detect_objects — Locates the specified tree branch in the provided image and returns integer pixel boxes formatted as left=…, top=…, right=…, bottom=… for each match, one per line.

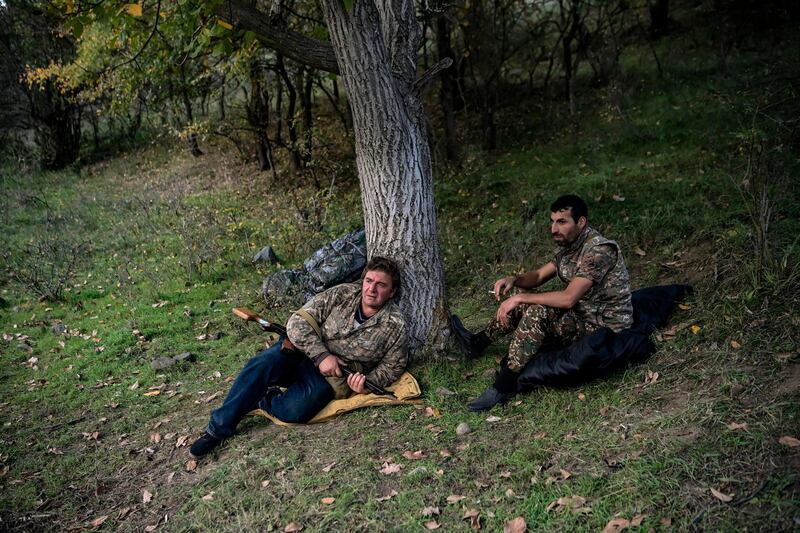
left=216, top=0, right=339, bottom=74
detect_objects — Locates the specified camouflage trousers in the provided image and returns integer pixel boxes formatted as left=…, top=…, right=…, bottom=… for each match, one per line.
left=485, top=304, right=599, bottom=372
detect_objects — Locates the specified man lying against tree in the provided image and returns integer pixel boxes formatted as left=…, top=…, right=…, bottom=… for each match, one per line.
left=452, top=194, right=633, bottom=411
left=190, top=256, right=408, bottom=458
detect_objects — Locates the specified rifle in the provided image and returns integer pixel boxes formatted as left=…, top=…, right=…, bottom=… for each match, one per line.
left=232, top=307, right=287, bottom=336
left=231, top=307, right=397, bottom=399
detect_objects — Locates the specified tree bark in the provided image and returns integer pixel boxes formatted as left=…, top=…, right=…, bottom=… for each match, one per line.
left=320, top=0, right=450, bottom=356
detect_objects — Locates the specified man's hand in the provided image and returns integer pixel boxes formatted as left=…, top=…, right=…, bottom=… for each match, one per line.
left=318, top=354, right=343, bottom=377
left=346, top=372, right=367, bottom=394
left=495, top=294, right=520, bottom=328
left=493, top=275, right=516, bottom=300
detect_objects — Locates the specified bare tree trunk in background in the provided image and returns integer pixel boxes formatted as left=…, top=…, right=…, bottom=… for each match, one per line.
left=179, top=67, right=203, bottom=157
left=276, top=56, right=303, bottom=171
left=321, top=0, right=451, bottom=356
left=435, top=13, right=459, bottom=164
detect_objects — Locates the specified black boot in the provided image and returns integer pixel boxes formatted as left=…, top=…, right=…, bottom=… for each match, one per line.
left=451, top=315, right=491, bottom=359
left=189, top=432, right=223, bottom=458
left=467, top=364, right=518, bottom=412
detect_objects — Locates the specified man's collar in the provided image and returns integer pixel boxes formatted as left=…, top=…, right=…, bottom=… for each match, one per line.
left=561, top=226, right=592, bottom=254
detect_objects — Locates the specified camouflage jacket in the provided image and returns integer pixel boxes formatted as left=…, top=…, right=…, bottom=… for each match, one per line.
left=286, top=283, right=408, bottom=398
left=553, top=227, right=633, bottom=332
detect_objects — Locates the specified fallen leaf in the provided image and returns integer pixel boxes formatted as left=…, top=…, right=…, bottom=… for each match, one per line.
left=462, top=508, right=481, bottom=529
left=710, top=487, right=733, bottom=502
left=144, top=525, right=158, bottom=532
left=439, top=449, right=452, bottom=458
left=284, top=522, right=304, bottom=532
left=630, top=514, right=647, bottom=526
left=375, top=489, right=398, bottom=502
left=202, top=491, right=215, bottom=501
left=425, top=406, right=441, bottom=417
left=505, top=488, right=516, bottom=497
left=403, top=450, right=425, bottom=460
left=678, top=303, right=691, bottom=310
left=486, top=415, right=502, bottom=423
left=690, top=325, right=701, bottom=335
left=149, top=433, right=162, bottom=444
left=144, top=390, right=161, bottom=397
left=612, top=194, right=625, bottom=202
left=546, top=495, right=591, bottom=514
left=379, top=462, right=401, bottom=475
left=730, top=340, right=741, bottom=349
left=560, top=469, right=572, bottom=480
left=446, top=494, right=466, bottom=504
left=129, top=380, right=140, bottom=390
left=602, top=517, right=630, bottom=533
left=175, top=435, right=189, bottom=448
left=422, top=506, right=440, bottom=516
left=322, top=462, right=336, bottom=473
left=320, top=497, right=336, bottom=505
left=261, top=480, right=270, bottom=488
left=203, top=391, right=222, bottom=403
left=726, top=422, right=748, bottom=431
left=504, top=516, right=527, bottom=533
left=142, top=489, right=153, bottom=504
left=577, top=393, right=586, bottom=401
left=499, top=470, right=512, bottom=478
left=117, top=507, right=131, bottom=519
left=185, top=459, right=197, bottom=472
left=660, top=517, right=672, bottom=526
left=533, top=431, right=547, bottom=439
left=634, top=247, right=646, bottom=257
left=90, top=515, right=109, bottom=527
left=779, top=436, right=800, bottom=447
left=424, top=521, right=441, bottom=530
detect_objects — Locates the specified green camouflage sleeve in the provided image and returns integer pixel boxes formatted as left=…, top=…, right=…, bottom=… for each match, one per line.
left=285, top=286, right=347, bottom=359
left=364, top=325, right=408, bottom=388
left=576, top=244, right=617, bottom=285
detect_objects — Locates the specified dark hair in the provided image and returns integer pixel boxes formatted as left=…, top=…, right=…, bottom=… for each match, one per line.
left=362, top=256, right=402, bottom=295
left=550, top=194, right=588, bottom=223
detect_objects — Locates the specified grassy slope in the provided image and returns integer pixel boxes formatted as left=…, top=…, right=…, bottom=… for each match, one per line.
left=1, top=17, right=799, bottom=533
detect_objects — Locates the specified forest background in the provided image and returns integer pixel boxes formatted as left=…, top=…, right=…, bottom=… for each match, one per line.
left=1, top=0, right=799, bottom=530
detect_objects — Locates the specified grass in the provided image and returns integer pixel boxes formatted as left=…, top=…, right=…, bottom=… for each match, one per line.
left=2, top=14, right=799, bottom=533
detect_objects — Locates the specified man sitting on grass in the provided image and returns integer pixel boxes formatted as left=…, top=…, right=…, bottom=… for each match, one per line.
left=190, top=256, right=408, bottom=458
left=452, top=194, right=633, bottom=411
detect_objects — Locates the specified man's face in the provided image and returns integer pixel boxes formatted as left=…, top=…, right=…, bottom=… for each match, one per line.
left=361, top=269, right=396, bottom=312
left=550, top=208, right=586, bottom=246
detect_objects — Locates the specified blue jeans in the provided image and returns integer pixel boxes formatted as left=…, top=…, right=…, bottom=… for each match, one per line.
left=206, top=339, right=335, bottom=438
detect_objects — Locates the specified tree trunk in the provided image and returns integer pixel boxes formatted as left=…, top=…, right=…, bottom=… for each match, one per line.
left=435, top=14, right=459, bottom=164
left=321, top=0, right=450, bottom=356
left=276, top=57, right=302, bottom=171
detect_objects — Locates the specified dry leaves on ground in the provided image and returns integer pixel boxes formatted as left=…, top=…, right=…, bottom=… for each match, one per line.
left=546, top=495, right=591, bottom=515
left=710, top=488, right=734, bottom=502
left=779, top=436, right=800, bottom=447
left=320, top=497, right=336, bottom=505
left=462, top=508, right=481, bottom=529
left=379, top=462, right=402, bottom=475
left=403, top=450, right=425, bottom=460
left=142, top=489, right=153, bottom=504
left=424, top=521, right=441, bottom=529
left=284, top=522, right=304, bottom=532
left=504, top=516, right=527, bottom=533
left=422, top=506, right=441, bottom=516
left=322, top=462, right=336, bottom=472
left=446, top=494, right=466, bottom=504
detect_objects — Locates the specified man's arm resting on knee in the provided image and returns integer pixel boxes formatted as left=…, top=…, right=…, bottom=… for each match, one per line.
left=495, top=262, right=557, bottom=299
left=496, top=277, right=594, bottom=325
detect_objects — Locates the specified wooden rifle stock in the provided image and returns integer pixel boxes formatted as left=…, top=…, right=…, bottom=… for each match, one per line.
left=232, top=307, right=287, bottom=336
